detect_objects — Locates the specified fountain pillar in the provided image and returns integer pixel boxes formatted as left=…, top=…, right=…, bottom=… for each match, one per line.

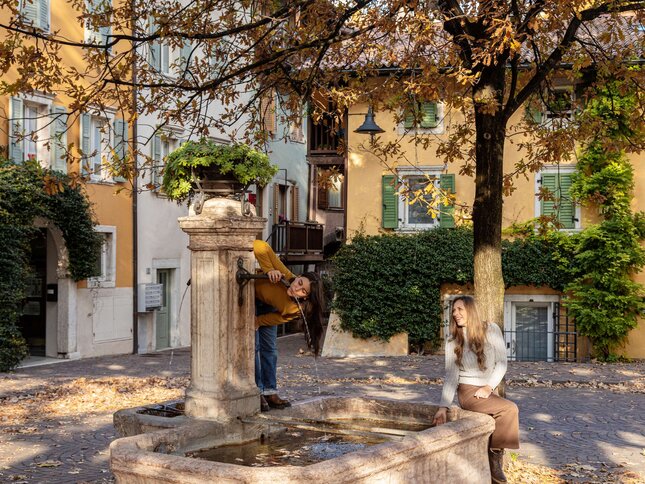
left=178, top=198, right=266, bottom=421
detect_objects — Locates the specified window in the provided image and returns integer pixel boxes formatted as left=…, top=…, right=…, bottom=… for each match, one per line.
left=525, top=88, right=574, bottom=126
left=85, top=0, right=111, bottom=51
left=289, top=115, right=305, bottom=143
left=398, top=169, right=440, bottom=229
left=259, top=90, right=277, bottom=139
left=287, top=98, right=305, bottom=143
left=8, top=95, right=67, bottom=170
left=317, top=166, right=344, bottom=210
left=151, top=133, right=179, bottom=191
left=400, top=101, right=444, bottom=134
left=545, top=89, right=573, bottom=121
left=85, top=116, right=109, bottom=180
left=536, top=168, right=580, bottom=230
left=147, top=18, right=192, bottom=76
left=382, top=169, right=455, bottom=230
left=80, top=112, right=124, bottom=182
left=88, top=226, right=116, bottom=288
left=19, top=0, right=49, bottom=31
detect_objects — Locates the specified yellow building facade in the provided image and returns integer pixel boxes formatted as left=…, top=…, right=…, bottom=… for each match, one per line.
left=345, top=100, right=645, bottom=360
left=1, top=0, right=134, bottom=360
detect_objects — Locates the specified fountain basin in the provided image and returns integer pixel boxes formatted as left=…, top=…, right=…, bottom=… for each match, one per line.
left=110, top=397, right=494, bottom=483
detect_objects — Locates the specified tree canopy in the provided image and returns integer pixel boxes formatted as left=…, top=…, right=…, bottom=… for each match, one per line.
left=2, top=0, right=644, bottom=324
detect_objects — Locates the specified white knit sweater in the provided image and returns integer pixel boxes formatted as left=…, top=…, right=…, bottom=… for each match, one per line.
left=439, top=323, right=507, bottom=408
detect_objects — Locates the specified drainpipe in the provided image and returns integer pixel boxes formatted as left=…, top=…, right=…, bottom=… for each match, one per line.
left=131, top=3, right=139, bottom=354
left=342, top=109, right=348, bottom=243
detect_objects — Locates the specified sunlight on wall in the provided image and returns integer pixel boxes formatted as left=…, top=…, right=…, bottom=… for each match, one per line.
left=349, top=152, right=365, bottom=169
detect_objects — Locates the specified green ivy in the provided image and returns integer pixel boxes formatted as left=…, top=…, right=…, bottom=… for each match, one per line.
left=0, top=158, right=103, bottom=371
left=161, top=140, right=278, bottom=203
left=332, top=227, right=568, bottom=347
left=563, top=82, right=645, bottom=360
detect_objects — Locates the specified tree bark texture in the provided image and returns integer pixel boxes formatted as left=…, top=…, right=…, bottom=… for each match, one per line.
left=472, top=70, right=506, bottom=331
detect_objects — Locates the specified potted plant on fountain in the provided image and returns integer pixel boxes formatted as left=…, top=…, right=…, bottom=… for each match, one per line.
left=161, top=139, right=278, bottom=210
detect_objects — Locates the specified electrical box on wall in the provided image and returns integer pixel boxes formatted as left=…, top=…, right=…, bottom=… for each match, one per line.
left=138, top=283, right=163, bottom=312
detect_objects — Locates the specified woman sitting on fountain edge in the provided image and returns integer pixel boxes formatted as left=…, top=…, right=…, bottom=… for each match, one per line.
left=253, top=239, right=324, bottom=412
left=432, top=295, right=519, bottom=484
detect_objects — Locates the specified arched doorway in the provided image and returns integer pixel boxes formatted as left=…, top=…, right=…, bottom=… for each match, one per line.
left=19, top=218, right=79, bottom=360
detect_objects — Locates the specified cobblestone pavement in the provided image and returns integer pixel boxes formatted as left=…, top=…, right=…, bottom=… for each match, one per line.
left=1, top=334, right=644, bottom=483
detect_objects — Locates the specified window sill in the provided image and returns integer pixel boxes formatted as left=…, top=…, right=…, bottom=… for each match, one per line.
left=396, top=225, right=438, bottom=233
left=87, top=280, right=116, bottom=289
left=87, top=178, right=117, bottom=186
left=397, top=125, right=445, bottom=136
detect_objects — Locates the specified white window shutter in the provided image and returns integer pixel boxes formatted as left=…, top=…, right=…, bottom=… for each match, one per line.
left=21, top=0, right=38, bottom=26
left=80, top=113, right=91, bottom=175
left=38, top=0, right=49, bottom=31
left=50, top=106, right=68, bottom=173
left=179, top=42, right=192, bottom=73
left=9, top=97, right=24, bottom=163
left=148, top=18, right=161, bottom=71
left=151, top=134, right=161, bottom=187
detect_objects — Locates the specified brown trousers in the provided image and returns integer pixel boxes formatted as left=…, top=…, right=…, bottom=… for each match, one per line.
left=458, top=384, right=520, bottom=450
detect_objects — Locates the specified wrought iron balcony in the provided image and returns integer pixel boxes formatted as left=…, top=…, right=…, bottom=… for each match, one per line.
left=269, top=221, right=324, bottom=264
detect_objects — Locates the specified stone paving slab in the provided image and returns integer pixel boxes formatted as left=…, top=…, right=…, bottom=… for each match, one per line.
left=1, top=334, right=644, bottom=483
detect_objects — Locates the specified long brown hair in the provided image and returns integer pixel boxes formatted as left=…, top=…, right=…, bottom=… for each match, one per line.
left=297, top=272, right=324, bottom=356
left=450, top=296, right=487, bottom=371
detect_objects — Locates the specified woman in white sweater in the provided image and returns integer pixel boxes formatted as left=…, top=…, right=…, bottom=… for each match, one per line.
left=432, top=296, right=519, bottom=484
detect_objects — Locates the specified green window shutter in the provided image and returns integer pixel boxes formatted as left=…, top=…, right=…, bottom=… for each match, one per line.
left=439, top=173, right=455, bottom=228
left=50, top=106, right=68, bottom=173
left=9, top=97, right=24, bottom=163
left=525, top=104, right=543, bottom=124
left=404, top=105, right=415, bottom=129
left=148, top=18, right=161, bottom=71
left=152, top=135, right=162, bottom=187
left=540, top=173, right=557, bottom=220
left=420, top=102, right=438, bottom=129
left=38, top=0, right=49, bottom=31
left=112, top=119, right=127, bottom=182
left=557, top=174, right=575, bottom=229
left=382, top=175, right=398, bottom=229
left=80, top=113, right=91, bottom=176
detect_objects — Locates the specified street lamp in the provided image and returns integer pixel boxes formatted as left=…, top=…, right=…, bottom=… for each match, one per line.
left=354, top=106, right=384, bottom=143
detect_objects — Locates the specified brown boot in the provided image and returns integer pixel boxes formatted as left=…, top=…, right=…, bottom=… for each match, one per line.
left=264, top=394, right=291, bottom=409
left=260, top=395, right=270, bottom=412
left=488, top=448, right=507, bottom=484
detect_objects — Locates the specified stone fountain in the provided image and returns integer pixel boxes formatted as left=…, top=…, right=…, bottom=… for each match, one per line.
left=110, top=198, right=495, bottom=483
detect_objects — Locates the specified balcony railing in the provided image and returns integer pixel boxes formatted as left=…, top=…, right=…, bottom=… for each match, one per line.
left=269, top=221, right=324, bottom=264
left=308, top=116, right=342, bottom=156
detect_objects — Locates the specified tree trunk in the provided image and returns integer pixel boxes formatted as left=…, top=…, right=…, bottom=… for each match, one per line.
left=472, top=80, right=506, bottom=329
left=472, top=72, right=508, bottom=396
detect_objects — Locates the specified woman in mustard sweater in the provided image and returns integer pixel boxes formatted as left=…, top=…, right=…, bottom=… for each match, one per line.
left=253, top=240, right=324, bottom=410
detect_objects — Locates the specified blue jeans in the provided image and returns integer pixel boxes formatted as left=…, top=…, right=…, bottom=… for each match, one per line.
left=255, top=301, right=278, bottom=395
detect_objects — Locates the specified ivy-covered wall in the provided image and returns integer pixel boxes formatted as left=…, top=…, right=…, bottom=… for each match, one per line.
left=332, top=227, right=573, bottom=347
left=332, top=81, right=645, bottom=361
left=0, top=159, right=103, bottom=371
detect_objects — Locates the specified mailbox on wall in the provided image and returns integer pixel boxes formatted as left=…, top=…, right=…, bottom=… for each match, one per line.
left=138, top=283, right=163, bottom=312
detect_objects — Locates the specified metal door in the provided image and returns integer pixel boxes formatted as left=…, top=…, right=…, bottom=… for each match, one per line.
left=509, top=302, right=554, bottom=362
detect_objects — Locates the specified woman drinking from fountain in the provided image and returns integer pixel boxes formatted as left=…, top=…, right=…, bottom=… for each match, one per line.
left=253, top=239, right=324, bottom=412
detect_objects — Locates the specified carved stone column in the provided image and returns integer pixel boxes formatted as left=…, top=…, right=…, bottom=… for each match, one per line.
left=179, top=198, right=265, bottom=421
